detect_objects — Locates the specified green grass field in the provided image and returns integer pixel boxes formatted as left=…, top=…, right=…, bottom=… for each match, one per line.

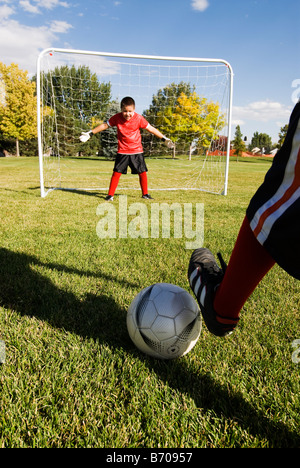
left=0, top=156, right=299, bottom=448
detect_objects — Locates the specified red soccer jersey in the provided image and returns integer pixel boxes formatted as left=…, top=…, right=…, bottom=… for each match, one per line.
left=108, top=112, right=149, bottom=154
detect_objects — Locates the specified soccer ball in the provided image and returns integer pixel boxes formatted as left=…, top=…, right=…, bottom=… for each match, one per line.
left=127, top=283, right=201, bottom=359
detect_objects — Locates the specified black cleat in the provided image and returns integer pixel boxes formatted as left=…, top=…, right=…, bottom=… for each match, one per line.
left=142, top=194, right=154, bottom=200
left=188, top=248, right=238, bottom=337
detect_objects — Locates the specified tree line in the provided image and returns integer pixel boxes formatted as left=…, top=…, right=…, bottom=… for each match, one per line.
left=0, top=61, right=287, bottom=158
left=232, top=124, right=288, bottom=159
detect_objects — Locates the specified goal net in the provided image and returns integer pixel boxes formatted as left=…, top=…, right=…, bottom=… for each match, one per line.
left=37, top=48, right=233, bottom=197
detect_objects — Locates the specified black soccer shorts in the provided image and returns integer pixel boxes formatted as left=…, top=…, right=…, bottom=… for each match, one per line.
left=113, top=153, right=148, bottom=174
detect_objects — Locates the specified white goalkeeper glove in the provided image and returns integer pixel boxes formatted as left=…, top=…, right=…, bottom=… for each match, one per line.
left=79, top=131, right=93, bottom=143
left=162, top=137, right=175, bottom=149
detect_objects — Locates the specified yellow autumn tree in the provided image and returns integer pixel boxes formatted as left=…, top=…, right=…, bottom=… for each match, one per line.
left=172, top=92, right=226, bottom=159
left=154, top=90, right=225, bottom=159
left=0, top=62, right=37, bottom=156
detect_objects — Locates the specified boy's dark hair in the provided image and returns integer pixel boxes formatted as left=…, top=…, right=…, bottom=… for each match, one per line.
left=121, top=96, right=135, bottom=109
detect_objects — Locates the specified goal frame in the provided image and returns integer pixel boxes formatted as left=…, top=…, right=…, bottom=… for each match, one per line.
left=37, top=48, right=233, bottom=198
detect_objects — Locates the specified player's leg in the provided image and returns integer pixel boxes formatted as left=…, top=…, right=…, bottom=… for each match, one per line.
left=106, top=171, right=122, bottom=200
left=213, top=216, right=275, bottom=321
left=106, top=154, right=130, bottom=200
left=189, top=102, right=300, bottom=336
left=139, top=171, right=153, bottom=199
left=188, top=216, right=275, bottom=336
left=139, top=171, right=148, bottom=196
left=130, top=154, right=153, bottom=199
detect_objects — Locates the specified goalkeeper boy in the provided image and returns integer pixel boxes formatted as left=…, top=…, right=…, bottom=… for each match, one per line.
left=80, top=96, right=174, bottom=200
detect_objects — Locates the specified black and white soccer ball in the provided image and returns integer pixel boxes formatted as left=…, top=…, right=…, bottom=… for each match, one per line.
left=127, top=283, right=201, bottom=359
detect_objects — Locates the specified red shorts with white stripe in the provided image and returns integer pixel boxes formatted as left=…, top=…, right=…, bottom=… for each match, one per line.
left=246, top=102, right=300, bottom=280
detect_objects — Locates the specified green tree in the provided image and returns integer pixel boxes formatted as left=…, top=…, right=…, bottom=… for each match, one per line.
left=232, top=125, right=246, bottom=160
left=277, top=124, right=288, bottom=149
left=144, top=81, right=195, bottom=125
left=170, top=92, right=225, bottom=159
left=100, top=100, right=120, bottom=159
left=143, top=82, right=195, bottom=157
left=249, top=131, right=272, bottom=154
left=0, top=62, right=37, bottom=156
left=42, top=65, right=112, bottom=157
left=42, top=65, right=111, bottom=124
left=143, top=82, right=225, bottom=159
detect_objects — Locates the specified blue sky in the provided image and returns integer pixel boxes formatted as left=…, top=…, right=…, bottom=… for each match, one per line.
left=0, top=0, right=299, bottom=142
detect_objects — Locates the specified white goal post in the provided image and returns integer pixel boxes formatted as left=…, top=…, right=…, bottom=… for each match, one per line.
left=37, top=48, right=233, bottom=197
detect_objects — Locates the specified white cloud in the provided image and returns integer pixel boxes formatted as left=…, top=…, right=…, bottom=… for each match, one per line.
left=30, top=0, right=70, bottom=10
left=19, top=0, right=40, bottom=14
left=0, top=4, right=15, bottom=20
left=231, top=119, right=245, bottom=127
left=0, top=0, right=73, bottom=73
left=231, top=100, right=293, bottom=141
left=0, top=19, right=72, bottom=74
left=191, top=0, right=209, bottom=12
left=233, top=100, right=291, bottom=123
left=49, top=19, right=73, bottom=33
left=17, top=0, right=70, bottom=15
